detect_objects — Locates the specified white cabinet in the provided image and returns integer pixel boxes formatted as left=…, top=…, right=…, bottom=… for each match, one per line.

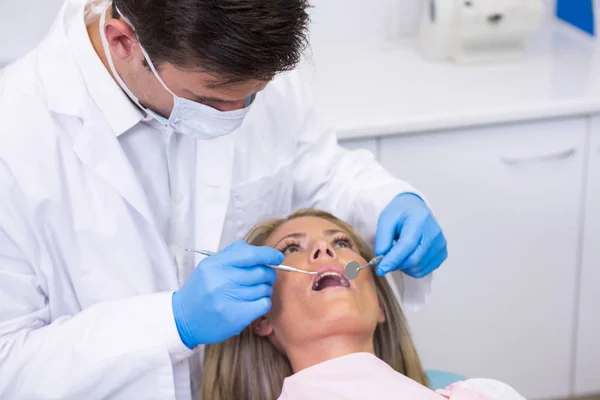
left=575, top=115, right=600, bottom=395
left=379, top=118, right=587, bottom=399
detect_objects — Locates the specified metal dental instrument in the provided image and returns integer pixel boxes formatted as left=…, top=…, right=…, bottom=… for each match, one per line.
left=344, top=255, right=385, bottom=280
left=176, top=244, right=317, bottom=276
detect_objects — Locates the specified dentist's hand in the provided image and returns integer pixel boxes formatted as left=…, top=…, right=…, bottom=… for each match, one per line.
left=172, top=240, right=283, bottom=348
left=374, top=193, right=447, bottom=278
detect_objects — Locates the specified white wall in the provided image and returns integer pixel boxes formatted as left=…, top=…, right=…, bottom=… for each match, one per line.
left=308, top=0, right=423, bottom=46
left=0, top=0, right=428, bottom=67
left=0, top=0, right=64, bottom=66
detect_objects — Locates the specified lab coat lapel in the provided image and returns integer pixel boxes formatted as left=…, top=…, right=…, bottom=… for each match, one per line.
left=193, top=132, right=236, bottom=253
left=74, top=105, right=157, bottom=228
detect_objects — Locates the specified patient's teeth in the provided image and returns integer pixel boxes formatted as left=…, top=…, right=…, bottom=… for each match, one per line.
left=312, top=270, right=350, bottom=291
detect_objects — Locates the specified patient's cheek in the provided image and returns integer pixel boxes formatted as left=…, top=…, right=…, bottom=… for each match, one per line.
left=272, top=273, right=302, bottom=315
left=278, top=278, right=311, bottom=326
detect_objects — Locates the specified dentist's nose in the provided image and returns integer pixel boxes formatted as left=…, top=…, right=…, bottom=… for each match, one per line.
left=310, top=240, right=336, bottom=263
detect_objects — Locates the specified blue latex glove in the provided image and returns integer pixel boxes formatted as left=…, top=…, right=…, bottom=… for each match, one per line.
left=374, top=193, right=447, bottom=278
left=172, top=240, right=283, bottom=348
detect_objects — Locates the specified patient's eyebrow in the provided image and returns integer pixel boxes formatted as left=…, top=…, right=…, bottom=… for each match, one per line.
left=274, top=232, right=306, bottom=248
left=324, top=229, right=347, bottom=237
left=273, top=229, right=350, bottom=248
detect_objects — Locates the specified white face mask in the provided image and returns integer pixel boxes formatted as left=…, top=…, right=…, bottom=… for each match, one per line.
left=99, top=6, right=254, bottom=140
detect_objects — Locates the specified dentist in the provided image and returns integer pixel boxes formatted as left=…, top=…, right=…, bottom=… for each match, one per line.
left=0, top=0, right=448, bottom=398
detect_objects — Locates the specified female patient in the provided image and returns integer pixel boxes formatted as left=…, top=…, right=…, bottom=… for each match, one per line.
left=202, top=209, right=523, bottom=400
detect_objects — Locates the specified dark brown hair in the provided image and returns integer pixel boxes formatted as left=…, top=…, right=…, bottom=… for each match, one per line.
left=111, top=0, right=311, bottom=85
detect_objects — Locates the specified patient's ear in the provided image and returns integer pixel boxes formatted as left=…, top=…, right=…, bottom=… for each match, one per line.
left=251, top=315, right=273, bottom=336
left=377, top=294, right=386, bottom=323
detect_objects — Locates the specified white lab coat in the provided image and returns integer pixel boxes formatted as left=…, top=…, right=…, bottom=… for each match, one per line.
left=0, top=0, right=432, bottom=399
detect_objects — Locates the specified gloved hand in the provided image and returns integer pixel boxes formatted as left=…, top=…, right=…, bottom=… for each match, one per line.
left=172, top=240, right=283, bottom=348
left=374, top=193, right=447, bottom=278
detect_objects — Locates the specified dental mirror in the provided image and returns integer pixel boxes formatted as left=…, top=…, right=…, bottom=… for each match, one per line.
left=343, top=260, right=361, bottom=280
left=343, top=256, right=385, bottom=280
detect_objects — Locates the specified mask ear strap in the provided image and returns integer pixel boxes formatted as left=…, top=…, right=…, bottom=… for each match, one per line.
left=138, top=45, right=177, bottom=97
left=114, top=5, right=176, bottom=98
left=100, top=7, right=169, bottom=123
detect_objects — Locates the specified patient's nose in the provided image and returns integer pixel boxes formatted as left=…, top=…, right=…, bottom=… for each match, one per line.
left=310, top=241, right=336, bottom=262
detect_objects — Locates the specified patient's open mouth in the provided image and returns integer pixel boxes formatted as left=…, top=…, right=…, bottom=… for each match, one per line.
left=312, top=270, right=351, bottom=291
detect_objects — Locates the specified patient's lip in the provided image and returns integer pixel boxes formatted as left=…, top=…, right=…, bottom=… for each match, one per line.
left=311, top=264, right=351, bottom=290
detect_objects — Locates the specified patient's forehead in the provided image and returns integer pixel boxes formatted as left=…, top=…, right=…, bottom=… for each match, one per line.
left=266, top=216, right=346, bottom=247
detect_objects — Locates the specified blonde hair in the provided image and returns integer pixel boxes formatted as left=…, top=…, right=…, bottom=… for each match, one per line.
left=202, top=209, right=427, bottom=400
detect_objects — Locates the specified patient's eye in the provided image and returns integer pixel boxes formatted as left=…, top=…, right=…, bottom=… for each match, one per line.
left=282, top=244, right=301, bottom=254
left=278, top=239, right=303, bottom=254
left=332, top=234, right=353, bottom=250
left=335, top=239, right=351, bottom=248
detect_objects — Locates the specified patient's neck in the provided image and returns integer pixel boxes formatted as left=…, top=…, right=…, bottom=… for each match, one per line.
left=285, top=333, right=375, bottom=373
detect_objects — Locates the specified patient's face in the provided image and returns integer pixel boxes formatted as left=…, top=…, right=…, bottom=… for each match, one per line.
left=256, top=216, right=384, bottom=353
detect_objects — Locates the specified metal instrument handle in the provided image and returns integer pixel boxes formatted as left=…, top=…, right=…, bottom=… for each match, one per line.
left=179, top=246, right=315, bottom=275
left=359, top=255, right=385, bottom=272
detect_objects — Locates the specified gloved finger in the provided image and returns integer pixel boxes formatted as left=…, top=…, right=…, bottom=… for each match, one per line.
left=233, top=265, right=277, bottom=286
left=374, top=209, right=402, bottom=256
left=230, top=284, right=274, bottom=302
left=376, top=218, right=422, bottom=276
left=237, top=297, right=272, bottom=327
left=214, top=240, right=284, bottom=268
left=403, top=228, right=446, bottom=269
left=412, top=234, right=446, bottom=269
left=404, top=247, right=448, bottom=278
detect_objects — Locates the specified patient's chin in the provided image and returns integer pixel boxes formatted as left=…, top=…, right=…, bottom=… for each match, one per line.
left=312, top=301, right=377, bottom=335
left=277, top=300, right=378, bottom=351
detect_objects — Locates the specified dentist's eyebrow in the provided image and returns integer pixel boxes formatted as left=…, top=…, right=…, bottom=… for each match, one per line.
left=189, top=93, right=238, bottom=104
left=274, top=232, right=305, bottom=248
left=182, top=89, right=238, bottom=104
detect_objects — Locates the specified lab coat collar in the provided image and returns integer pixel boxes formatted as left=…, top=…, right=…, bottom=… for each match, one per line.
left=40, top=0, right=143, bottom=136
left=36, top=0, right=156, bottom=226
left=66, top=0, right=144, bottom=136
left=36, top=2, right=91, bottom=121
left=73, top=94, right=157, bottom=228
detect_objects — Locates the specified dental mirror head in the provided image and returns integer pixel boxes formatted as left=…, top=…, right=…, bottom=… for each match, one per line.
left=343, top=260, right=361, bottom=280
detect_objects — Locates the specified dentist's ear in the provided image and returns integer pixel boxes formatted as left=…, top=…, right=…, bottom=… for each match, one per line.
left=251, top=315, right=274, bottom=337
left=103, top=8, right=138, bottom=61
